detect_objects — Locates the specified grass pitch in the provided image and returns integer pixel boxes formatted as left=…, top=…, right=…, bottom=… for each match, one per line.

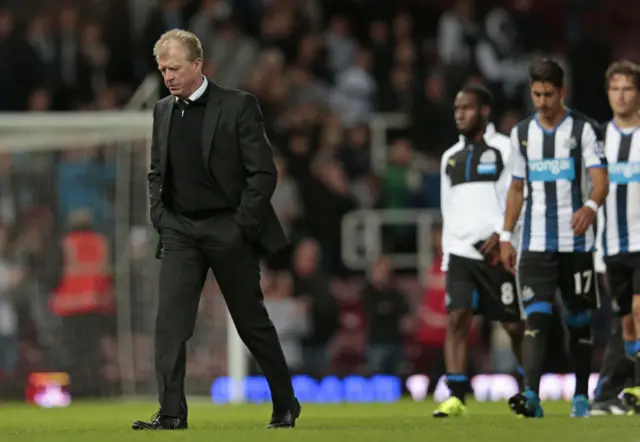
left=0, top=399, right=638, bottom=442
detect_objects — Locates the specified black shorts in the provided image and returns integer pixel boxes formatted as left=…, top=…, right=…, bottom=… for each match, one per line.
left=446, top=254, right=521, bottom=322
left=604, top=252, right=640, bottom=317
left=517, top=251, right=599, bottom=315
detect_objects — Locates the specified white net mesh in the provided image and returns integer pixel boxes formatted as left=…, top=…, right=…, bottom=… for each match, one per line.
left=0, top=113, right=230, bottom=400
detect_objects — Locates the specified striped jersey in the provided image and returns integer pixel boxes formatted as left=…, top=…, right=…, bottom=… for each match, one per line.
left=598, top=121, right=640, bottom=256
left=509, top=110, right=606, bottom=252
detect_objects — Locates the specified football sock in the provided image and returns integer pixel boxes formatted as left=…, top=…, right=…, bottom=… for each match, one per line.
left=522, top=309, right=552, bottom=394
left=446, top=374, right=468, bottom=403
left=565, top=311, right=593, bottom=397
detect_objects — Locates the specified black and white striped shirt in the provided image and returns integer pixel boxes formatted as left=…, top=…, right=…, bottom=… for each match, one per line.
left=598, top=121, right=640, bottom=256
left=509, top=111, right=606, bottom=252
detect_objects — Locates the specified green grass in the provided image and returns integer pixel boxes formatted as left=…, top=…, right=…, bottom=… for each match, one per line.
left=0, top=400, right=638, bottom=441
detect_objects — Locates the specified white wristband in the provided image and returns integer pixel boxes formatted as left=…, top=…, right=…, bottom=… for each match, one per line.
left=584, top=200, right=598, bottom=212
left=500, top=231, right=512, bottom=243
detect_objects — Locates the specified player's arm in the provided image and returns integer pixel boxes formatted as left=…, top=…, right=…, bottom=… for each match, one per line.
left=571, top=122, right=609, bottom=235
left=588, top=167, right=608, bottom=207
left=440, top=151, right=453, bottom=272
left=500, top=128, right=526, bottom=273
left=502, top=128, right=526, bottom=237
left=503, top=179, right=525, bottom=234
left=494, top=142, right=513, bottom=231
left=148, top=101, right=163, bottom=230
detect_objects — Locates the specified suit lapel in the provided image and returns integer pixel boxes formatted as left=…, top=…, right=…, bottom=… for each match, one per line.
left=160, top=99, right=172, bottom=175
left=202, top=82, right=222, bottom=175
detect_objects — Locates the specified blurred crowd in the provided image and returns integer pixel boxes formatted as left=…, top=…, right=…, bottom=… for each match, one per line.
left=0, top=0, right=638, bottom=398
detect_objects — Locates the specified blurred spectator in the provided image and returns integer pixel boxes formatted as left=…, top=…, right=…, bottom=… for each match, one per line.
left=78, top=21, right=110, bottom=100
left=291, top=238, right=339, bottom=376
left=297, top=34, right=332, bottom=84
left=330, top=48, right=376, bottom=124
left=25, top=15, right=56, bottom=90
left=271, top=154, right=303, bottom=240
left=324, top=15, right=357, bottom=74
left=263, top=270, right=309, bottom=372
left=437, top=0, right=481, bottom=70
left=57, top=148, right=116, bottom=232
left=143, top=0, right=188, bottom=71
left=412, top=71, right=457, bottom=155
left=363, top=256, right=410, bottom=375
left=300, top=159, right=356, bottom=274
left=0, top=222, right=24, bottom=375
left=259, top=5, right=299, bottom=62
left=207, top=20, right=258, bottom=89
left=14, top=208, right=63, bottom=371
left=54, top=5, right=87, bottom=110
left=287, top=66, right=330, bottom=108
left=339, top=124, right=370, bottom=180
left=475, top=6, right=531, bottom=111
left=189, top=0, right=232, bottom=50
left=49, top=210, right=114, bottom=396
left=378, top=64, right=414, bottom=113
left=368, top=20, right=393, bottom=86
left=380, top=139, right=422, bottom=210
left=0, top=8, right=43, bottom=111
left=511, top=0, right=548, bottom=53
left=0, top=154, right=17, bottom=224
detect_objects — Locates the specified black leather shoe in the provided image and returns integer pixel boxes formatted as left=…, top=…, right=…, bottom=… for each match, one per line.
left=132, top=411, right=188, bottom=430
left=267, top=397, right=301, bottom=429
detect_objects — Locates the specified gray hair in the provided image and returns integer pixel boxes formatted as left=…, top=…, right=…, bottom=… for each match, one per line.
left=153, top=29, right=204, bottom=61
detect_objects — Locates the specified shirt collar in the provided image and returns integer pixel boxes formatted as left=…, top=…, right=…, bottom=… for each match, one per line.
left=175, top=76, right=208, bottom=102
left=458, top=122, right=497, bottom=143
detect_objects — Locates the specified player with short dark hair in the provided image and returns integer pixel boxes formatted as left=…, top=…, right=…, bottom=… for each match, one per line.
left=463, top=84, right=494, bottom=108
left=434, top=84, right=525, bottom=417
left=500, top=58, right=609, bottom=418
left=597, top=60, right=640, bottom=414
left=528, top=58, right=565, bottom=90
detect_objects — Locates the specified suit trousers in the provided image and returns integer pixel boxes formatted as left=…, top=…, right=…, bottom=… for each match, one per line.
left=154, top=210, right=294, bottom=417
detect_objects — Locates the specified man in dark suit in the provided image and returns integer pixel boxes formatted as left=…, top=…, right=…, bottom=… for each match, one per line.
left=132, top=29, right=300, bottom=431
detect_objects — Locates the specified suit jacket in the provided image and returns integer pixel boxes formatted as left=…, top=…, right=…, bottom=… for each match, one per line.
left=148, top=80, right=287, bottom=258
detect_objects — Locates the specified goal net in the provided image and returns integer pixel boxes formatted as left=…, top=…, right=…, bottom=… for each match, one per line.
left=0, top=112, right=242, bottom=402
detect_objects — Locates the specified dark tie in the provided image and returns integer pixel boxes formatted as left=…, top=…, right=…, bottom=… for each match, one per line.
left=175, top=99, right=189, bottom=116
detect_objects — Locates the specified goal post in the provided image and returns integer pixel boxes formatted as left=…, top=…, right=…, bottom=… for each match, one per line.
left=0, top=112, right=248, bottom=402
left=0, top=112, right=153, bottom=151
